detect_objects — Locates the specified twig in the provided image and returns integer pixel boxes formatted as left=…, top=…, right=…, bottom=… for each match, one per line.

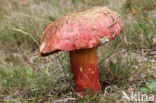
left=107, top=17, right=119, bottom=28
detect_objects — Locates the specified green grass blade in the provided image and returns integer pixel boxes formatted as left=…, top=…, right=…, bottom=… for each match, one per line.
left=12, top=28, right=40, bottom=46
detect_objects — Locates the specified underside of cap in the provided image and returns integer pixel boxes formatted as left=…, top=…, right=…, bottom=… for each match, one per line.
left=39, top=7, right=123, bottom=56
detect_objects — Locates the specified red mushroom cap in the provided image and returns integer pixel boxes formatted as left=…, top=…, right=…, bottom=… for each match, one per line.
left=39, top=7, right=123, bottom=56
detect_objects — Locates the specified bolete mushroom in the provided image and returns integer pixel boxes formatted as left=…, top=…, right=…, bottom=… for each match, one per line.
left=39, top=7, right=123, bottom=94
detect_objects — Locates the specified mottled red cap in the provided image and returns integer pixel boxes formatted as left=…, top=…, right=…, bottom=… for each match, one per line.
left=39, top=7, right=123, bottom=56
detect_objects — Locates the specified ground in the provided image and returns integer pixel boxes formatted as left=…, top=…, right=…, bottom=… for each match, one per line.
left=0, top=0, right=156, bottom=103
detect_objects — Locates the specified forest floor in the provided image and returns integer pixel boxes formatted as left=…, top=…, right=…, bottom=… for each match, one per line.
left=0, top=0, right=156, bottom=103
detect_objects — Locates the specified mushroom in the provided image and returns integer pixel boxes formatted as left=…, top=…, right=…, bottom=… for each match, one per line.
left=39, top=7, right=123, bottom=94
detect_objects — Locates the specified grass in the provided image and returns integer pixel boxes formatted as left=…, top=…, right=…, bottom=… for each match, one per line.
left=0, top=0, right=156, bottom=102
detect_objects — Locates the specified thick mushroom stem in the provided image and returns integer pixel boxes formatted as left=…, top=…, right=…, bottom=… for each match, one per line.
left=70, top=47, right=101, bottom=93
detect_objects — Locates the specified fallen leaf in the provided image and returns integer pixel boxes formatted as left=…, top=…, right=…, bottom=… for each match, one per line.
left=132, top=8, right=137, bottom=15
left=19, top=0, right=28, bottom=5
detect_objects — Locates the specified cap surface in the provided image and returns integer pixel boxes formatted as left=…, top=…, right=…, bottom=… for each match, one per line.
left=39, top=7, right=123, bottom=56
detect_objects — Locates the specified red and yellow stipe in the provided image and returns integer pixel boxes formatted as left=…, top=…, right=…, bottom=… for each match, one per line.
left=70, top=47, right=101, bottom=94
